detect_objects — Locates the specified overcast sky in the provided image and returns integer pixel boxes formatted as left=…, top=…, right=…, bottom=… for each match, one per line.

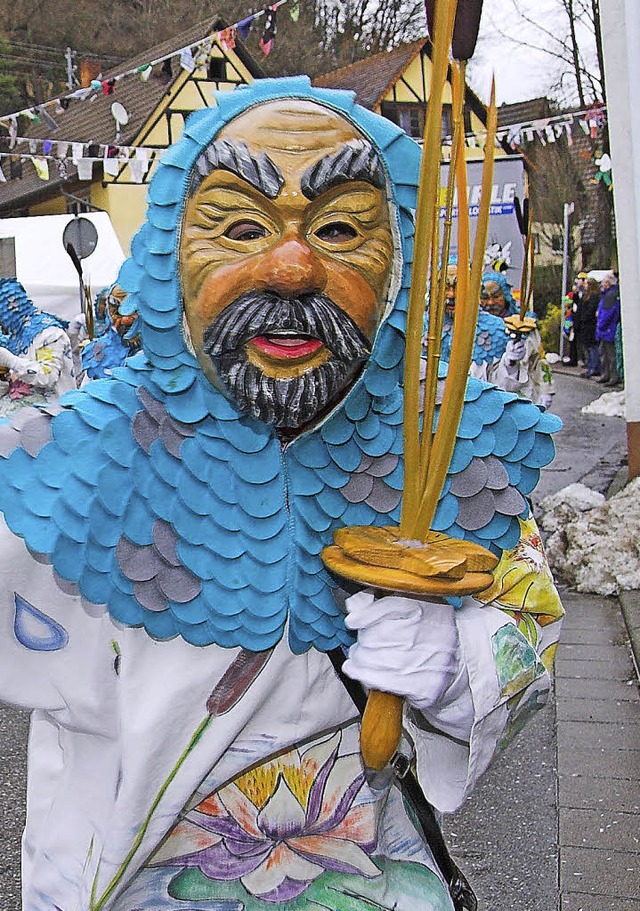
left=466, top=0, right=599, bottom=108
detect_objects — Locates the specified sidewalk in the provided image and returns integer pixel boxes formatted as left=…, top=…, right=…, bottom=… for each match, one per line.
left=446, top=447, right=639, bottom=910
left=556, top=588, right=640, bottom=910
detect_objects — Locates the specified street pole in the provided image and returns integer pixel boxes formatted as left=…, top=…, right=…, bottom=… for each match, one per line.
left=559, top=201, right=574, bottom=360
left=601, top=0, right=640, bottom=480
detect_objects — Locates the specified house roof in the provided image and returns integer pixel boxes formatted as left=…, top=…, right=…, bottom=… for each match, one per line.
left=497, top=97, right=554, bottom=127
left=314, top=39, right=426, bottom=110
left=0, top=17, right=265, bottom=215
left=314, top=37, right=488, bottom=127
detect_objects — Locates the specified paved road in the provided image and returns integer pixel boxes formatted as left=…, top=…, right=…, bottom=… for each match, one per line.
left=444, top=369, right=632, bottom=911
left=0, top=370, right=630, bottom=910
left=534, top=368, right=627, bottom=501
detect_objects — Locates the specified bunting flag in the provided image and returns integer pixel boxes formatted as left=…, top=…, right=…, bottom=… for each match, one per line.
left=441, top=103, right=607, bottom=152
left=0, top=0, right=293, bottom=134
left=260, top=7, right=278, bottom=56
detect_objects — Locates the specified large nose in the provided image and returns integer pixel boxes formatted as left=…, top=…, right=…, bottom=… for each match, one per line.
left=253, top=237, right=327, bottom=298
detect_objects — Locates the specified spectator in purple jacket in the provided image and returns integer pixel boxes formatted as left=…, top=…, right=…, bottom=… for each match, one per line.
left=596, top=271, right=621, bottom=386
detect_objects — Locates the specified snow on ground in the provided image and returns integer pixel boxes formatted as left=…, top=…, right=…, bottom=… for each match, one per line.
left=539, top=479, right=640, bottom=595
left=581, top=389, right=626, bottom=419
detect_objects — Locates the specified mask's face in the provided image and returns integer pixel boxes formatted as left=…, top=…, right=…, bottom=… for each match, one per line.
left=480, top=279, right=508, bottom=317
left=445, top=265, right=457, bottom=313
left=179, top=99, right=394, bottom=431
left=96, top=294, right=107, bottom=323
left=107, top=288, right=139, bottom=346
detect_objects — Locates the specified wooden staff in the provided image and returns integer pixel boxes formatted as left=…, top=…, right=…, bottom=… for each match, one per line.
left=322, top=0, right=499, bottom=771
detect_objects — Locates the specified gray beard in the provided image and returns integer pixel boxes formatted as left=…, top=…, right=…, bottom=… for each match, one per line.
left=203, top=290, right=371, bottom=430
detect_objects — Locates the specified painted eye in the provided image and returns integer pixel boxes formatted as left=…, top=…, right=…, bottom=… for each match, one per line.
left=315, top=222, right=358, bottom=242
left=225, top=221, right=269, bottom=241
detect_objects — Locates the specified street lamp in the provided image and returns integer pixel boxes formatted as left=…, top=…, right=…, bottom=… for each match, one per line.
left=559, top=201, right=574, bottom=360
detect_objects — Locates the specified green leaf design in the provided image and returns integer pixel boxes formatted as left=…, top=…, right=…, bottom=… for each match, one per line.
left=168, top=858, right=451, bottom=910
left=492, top=622, right=545, bottom=697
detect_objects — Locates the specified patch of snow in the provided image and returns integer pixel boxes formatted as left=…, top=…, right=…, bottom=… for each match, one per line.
left=581, top=390, right=626, bottom=419
left=539, top=477, right=640, bottom=595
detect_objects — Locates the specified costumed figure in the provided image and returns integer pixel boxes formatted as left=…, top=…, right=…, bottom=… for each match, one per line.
left=481, top=270, right=555, bottom=409
left=427, top=257, right=508, bottom=383
left=0, top=79, right=564, bottom=911
left=82, top=284, right=142, bottom=381
left=0, top=278, right=75, bottom=417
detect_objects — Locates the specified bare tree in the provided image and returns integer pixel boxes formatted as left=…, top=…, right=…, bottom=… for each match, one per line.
left=484, top=0, right=602, bottom=107
left=478, top=0, right=613, bottom=267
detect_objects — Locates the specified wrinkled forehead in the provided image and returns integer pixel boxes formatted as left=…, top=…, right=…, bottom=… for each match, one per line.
left=186, top=98, right=387, bottom=201
left=220, top=98, right=362, bottom=158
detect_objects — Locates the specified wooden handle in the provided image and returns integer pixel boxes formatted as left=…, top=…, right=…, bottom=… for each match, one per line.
left=360, top=690, right=404, bottom=770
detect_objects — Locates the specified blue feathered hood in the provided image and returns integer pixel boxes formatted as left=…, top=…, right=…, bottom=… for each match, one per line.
left=0, top=279, right=69, bottom=354
left=117, top=77, right=419, bottom=413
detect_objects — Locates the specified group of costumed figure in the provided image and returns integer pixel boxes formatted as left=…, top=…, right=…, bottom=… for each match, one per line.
left=0, top=73, right=565, bottom=911
left=433, top=259, right=554, bottom=409
left=0, top=280, right=141, bottom=417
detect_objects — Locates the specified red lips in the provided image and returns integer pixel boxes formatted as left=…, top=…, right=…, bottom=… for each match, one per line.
left=251, top=336, right=324, bottom=359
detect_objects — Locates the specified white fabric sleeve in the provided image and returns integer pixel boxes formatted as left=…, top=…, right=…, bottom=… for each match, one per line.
left=487, top=353, right=530, bottom=392
left=405, top=597, right=552, bottom=814
left=0, top=516, right=117, bottom=729
left=3, top=327, right=72, bottom=391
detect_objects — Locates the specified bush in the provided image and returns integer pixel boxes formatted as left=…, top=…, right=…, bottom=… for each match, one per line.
left=532, top=263, right=563, bottom=319
left=539, top=303, right=562, bottom=354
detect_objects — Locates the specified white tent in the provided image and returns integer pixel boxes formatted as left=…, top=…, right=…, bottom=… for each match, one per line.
left=0, top=212, right=126, bottom=322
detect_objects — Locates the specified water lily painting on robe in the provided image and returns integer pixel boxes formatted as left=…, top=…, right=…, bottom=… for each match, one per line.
left=151, top=731, right=381, bottom=903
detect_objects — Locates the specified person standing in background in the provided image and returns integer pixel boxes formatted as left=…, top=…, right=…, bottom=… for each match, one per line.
left=577, top=277, right=601, bottom=378
left=569, top=272, right=587, bottom=367
left=596, top=271, right=622, bottom=386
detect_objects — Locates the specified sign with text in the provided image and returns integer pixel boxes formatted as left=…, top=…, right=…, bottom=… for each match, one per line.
left=439, top=154, right=527, bottom=290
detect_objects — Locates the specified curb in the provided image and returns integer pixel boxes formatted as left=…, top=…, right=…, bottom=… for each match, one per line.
left=604, top=472, right=640, bottom=678
left=619, top=590, right=640, bottom=680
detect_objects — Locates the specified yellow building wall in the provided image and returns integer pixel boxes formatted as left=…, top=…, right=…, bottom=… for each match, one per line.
left=31, top=197, right=67, bottom=216
left=375, top=49, right=501, bottom=163
left=91, top=182, right=153, bottom=256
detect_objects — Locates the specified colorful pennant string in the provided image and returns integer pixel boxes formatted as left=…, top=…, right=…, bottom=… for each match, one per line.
left=0, top=0, right=292, bottom=132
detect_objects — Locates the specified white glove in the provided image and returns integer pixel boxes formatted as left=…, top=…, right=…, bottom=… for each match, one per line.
left=505, top=338, right=526, bottom=362
left=539, top=394, right=553, bottom=410
left=0, top=346, right=20, bottom=370
left=342, top=592, right=463, bottom=712
left=68, top=315, right=86, bottom=338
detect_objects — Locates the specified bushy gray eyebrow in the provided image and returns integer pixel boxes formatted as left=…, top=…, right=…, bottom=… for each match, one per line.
left=301, top=139, right=385, bottom=200
left=189, top=139, right=285, bottom=199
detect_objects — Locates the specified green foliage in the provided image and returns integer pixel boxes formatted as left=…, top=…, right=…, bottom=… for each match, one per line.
left=168, top=858, right=451, bottom=910
left=0, top=37, right=21, bottom=116
left=538, top=303, right=562, bottom=354
left=531, top=264, right=563, bottom=319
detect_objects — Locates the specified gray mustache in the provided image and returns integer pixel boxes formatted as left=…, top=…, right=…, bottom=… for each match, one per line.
left=202, top=290, right=371, bottom=362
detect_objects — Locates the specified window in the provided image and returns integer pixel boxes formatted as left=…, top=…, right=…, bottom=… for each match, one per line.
left=380, top=102, right=425, bottom=139
left=441, top=104, right=453, bottom=142
left=0, top=237, right=16, bottom=277
left=65, top=189, right=92, bottom=215
left=208, top=58, right=226, bottom=80
left=551, top=234, right=563, bottom=253
left=381, top=101, right=453, bottom=142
